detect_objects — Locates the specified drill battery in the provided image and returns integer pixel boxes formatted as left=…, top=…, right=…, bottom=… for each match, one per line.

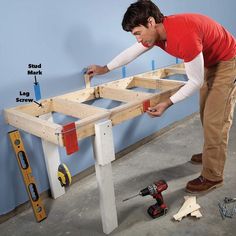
left=147, top=202, right=168, bottom=218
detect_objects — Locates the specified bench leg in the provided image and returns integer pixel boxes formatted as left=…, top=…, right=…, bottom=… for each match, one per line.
left=40, top=113, right=65, bottom=199
left=93, top=120, right=118, bottom=234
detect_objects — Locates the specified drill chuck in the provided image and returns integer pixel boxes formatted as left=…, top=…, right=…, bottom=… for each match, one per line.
left=140, top=180, right=168, bottom=197
left=139, top=184, right=157, bottom=196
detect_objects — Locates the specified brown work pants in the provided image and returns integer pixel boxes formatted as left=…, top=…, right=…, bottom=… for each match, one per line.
left=200, top=57, right=236, bottom=182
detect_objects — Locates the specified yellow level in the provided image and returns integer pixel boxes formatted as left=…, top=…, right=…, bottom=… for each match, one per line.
left=8, top=130, right=47, bottom=222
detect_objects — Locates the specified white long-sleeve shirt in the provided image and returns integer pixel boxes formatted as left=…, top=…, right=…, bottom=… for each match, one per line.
left=107, top=42, right=204, bottom=104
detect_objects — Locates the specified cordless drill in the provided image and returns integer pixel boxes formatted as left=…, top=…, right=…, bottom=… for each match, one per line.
left=123, top=180, right=168, bottom=219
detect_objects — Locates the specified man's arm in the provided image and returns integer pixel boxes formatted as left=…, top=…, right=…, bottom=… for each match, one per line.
left=86, top=42, right=150, bottom=78
left=170, top=52, right=204, bottom=103
left=147, top=52, right=204, bottom=117
left=107, top=42, right=151, bottom=71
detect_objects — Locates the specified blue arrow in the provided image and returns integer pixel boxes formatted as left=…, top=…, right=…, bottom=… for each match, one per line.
left=34, top=76, right=41, bottom=101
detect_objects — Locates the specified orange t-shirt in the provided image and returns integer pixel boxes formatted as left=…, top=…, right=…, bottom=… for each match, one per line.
left=155, top=14, right=236, bottom=68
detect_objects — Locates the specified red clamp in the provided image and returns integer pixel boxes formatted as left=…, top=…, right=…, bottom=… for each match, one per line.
left=62, top=122, right=79, bottom=155
left=142, top=100, right=150, bottom=112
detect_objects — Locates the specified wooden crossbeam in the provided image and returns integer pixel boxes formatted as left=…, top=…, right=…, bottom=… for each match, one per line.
left=99, top=86, right=151, bottom=102
left=133, top=77, right=185, bottom=91
left=137, top=63, right=186, bottom=79
left=5, top=109, right=63, bottom=145
left=164, top=67, right=186, bottom=75
left=103, top=77, right=134, bottom=89
left=156, top=79, right=186, bottom=91
left=14, top=99, right=53, bottom=117
left=52, top=98, right=108, bottom=119
left=133, top=77, right=158, bottom=90
left=111, top=100, right=145, bottom=126
left=74, top=112, right=111, bottom=141
left=57, top=87, right=96, bottom=102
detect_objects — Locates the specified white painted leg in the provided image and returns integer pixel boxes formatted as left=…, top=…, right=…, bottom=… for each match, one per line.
left=95, top=163, right=118, bottom=234
left=40, top=113, right=65, bottom=199
left=93, top=120, right=118, bottom=234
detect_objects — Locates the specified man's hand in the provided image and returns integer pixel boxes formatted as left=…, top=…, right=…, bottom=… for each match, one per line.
left=146, top=99, right=173, bottom=117
left=86, top=65, right=109, bottom=79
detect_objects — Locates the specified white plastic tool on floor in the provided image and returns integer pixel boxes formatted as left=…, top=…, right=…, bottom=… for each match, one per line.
left=173, top=196, right=202, bottom=221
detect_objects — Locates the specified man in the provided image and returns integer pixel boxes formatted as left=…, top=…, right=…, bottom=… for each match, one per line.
left=86, top=0, right=236, bottom=193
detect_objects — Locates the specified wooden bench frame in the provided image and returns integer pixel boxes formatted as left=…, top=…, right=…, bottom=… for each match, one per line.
left=5, top=63, right=186, bottom=234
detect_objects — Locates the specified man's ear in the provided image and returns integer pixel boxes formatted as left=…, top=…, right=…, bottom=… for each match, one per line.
left=147, top=17, right=156, bottom=26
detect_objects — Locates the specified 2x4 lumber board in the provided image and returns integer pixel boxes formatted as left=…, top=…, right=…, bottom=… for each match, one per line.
left=133, top=77, right=185, bottom=91
left=60, top=112, right=110, bottom=141
left=157, top=79, right=185, bottom=90
left=52, top=97, right=108, bottom=119
left=164, top=68, right=186, bottom=75
left=99, top=86, right=151, bottom=102
left=103, top=77, right=134, bottom=89
left=136, top=63, right=185, bottom=79
left=75, top=123, right=95, bottom=141
left=40, top=113, right=65, bottom=199
left=133, top=77, right=158, bottom=90
left=110, top=99, right=149, bottom=114
left=164, top=62, right=185, bottom=69
left=137, top=68, right=167, bottom=79
left=75, top=112, right=111, bottom=127
left=13, top=99, right=53, bottom=117
left=111, top=101, right=146, bottom=126
left=170, top=62, right=185, bottom=68
left=162, top=63, right=185, bottom=76
left=56, top=87, right=96, bottom=102
left=5, top=109, right=63, bottom=146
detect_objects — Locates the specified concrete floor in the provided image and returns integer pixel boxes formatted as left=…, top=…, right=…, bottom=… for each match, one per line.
left=1, top=112, right=236, bottom=236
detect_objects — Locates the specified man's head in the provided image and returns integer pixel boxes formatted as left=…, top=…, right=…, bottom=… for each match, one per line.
left=122, top=0, right=165, bottom=47
left=122, top=0, right=164, bottom=32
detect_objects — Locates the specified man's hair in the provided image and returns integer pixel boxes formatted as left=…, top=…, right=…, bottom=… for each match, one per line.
left=122, top=0, right=164, bottom=32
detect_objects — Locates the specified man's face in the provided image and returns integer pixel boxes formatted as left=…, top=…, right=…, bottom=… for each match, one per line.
left=131, top=22, right=160, bottom=47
